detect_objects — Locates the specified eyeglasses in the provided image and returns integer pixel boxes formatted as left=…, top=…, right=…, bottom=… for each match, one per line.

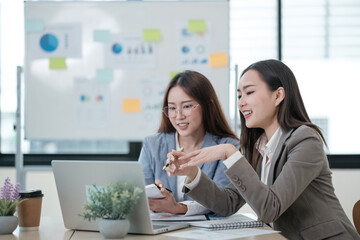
left=163, top=104, right=200, bottom=118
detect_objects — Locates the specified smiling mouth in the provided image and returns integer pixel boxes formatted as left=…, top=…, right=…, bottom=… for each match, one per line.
left=242, top=111, right=252, bottom=118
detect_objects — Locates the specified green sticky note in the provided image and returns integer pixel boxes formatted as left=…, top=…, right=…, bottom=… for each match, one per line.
left=169, top=71, right=181, bottom=80
left=93, top=30, right=110, bottom=43
left=143, top=29, right=161, bottom=42
left=49, top=58, right=67, bottom=70
left=96, top=69, right=113, bottom=82
left=188, top=20, right=206, bottom=33
left=25, top=19, right=44, bottom=33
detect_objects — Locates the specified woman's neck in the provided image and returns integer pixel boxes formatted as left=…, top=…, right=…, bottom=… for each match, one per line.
left=264, top=121, right=280, bottom=141
left=178, top=131, right=205, bottom=153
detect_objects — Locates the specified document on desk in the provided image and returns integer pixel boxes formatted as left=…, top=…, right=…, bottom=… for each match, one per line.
left=164, top=228, right=280, bottom=240
left=151, top=212, right=207, bottom=222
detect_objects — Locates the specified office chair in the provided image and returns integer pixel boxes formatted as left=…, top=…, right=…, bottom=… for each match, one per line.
left=353, top=200, right=360, bottom=234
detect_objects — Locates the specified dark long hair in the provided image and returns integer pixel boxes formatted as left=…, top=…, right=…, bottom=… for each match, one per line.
left=239, top=59, right=326, bottom=168
left=158, top=70, right=238, bottom=140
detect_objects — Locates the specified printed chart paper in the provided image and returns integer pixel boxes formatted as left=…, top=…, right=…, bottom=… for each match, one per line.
left=104, top=33, right=156, bottom=69
left=27, top=23, right=82, bottom=59
left=74, top=78, right=110, bottom=128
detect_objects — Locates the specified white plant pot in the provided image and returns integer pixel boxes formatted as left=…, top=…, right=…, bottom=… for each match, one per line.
left=98, top=218, right=130, bottom=239
left=0, top=216, right=18, bottom=234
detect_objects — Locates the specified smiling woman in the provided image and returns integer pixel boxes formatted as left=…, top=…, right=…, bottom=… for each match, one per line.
left=138, top=70, right=239, bottom=216
left=168, top=60, right=359, bottom=240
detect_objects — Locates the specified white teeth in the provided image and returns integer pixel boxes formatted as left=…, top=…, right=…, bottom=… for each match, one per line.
left=243, top=111, right=252, bottom=116
left=178, top=123, right=188, bottom=127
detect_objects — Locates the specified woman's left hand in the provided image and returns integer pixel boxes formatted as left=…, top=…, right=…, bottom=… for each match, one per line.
left=148, top=179, right=187, bottom=214
left=164, top=150, right=199, bottom=180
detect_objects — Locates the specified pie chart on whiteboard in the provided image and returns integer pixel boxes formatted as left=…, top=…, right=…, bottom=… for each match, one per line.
left=39, top=33, right=59, bottom=52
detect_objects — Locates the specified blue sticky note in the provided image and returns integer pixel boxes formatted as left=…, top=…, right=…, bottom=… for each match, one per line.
left=93, top=30, right=110, bottom=43
left=96, top=69, right=113, bottom=82
left=25, top=19, right=44, bottom=33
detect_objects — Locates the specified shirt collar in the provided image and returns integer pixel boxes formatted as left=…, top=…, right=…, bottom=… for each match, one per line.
left=256, top=127, right=283, bottom=159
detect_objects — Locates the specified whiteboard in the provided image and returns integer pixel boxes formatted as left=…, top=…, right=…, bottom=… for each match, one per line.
left=24, top=1, right=229, bottom=140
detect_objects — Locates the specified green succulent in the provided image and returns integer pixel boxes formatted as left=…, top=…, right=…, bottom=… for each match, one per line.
left=0, top=199, right=18, bottom=216
left=80, top=182, right=143, bottom=221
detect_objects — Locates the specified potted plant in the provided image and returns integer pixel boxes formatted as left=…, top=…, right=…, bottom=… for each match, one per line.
left=80, top=182, right=143, bottom=239
left=0, top=177, right=21, bottom=234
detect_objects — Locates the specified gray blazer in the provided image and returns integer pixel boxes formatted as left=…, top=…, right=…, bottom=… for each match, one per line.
left=138, top=132, right=239, bottom=201
left=185, top=126, right=359, bottom=240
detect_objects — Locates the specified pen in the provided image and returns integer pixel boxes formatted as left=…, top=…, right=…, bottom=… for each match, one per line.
left=154, top=183, right=172, bottom=194
left=162, top=147, right=184, bottom=170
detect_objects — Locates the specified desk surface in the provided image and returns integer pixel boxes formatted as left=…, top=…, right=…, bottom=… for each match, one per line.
left=0, top=216, right=73, bottom=240
left=0, top=216, right=287, bottom=240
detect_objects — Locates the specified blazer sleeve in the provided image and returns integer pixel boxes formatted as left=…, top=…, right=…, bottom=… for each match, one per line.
left=225, top=126, right=326, bottom=223
left=211, top=137, right=240, bottom=188
left=185, top=171, right=246, bottom=217
left=138, top=137, right=155, bottom=185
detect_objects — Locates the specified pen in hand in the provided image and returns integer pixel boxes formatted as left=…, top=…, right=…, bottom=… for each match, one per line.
left=154, top=183, right=172, bottom=194
left=162, top=147, right=184, bottom=170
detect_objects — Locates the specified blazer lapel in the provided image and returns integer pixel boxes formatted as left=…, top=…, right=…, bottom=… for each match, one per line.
left=255, top=155, right=262, bottom=176
left=267, top=128, right=294, bottom=185
left=198, top=132, right=215, bottom=170
left=164, top=133, right=178, bottom=199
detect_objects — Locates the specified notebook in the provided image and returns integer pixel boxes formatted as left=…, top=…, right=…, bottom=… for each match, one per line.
left=189, top=213, right=263, bottom=230
left=52, top=160, right=189, bottom=234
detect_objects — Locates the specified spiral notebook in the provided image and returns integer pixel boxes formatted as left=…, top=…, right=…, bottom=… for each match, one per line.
left=189, top=213, right=263, bottom=230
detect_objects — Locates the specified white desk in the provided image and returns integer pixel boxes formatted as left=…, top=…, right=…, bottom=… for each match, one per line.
left=72, top=227, right=287, bottom=240
left=0, top=216, right=287, bottom=240
left=0, top=216, right=73, bottom=240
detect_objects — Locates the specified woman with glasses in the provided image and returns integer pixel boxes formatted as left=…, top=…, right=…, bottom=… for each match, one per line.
left=138, top=70, right=239, bottom=215
left=168, top=60, right=359, bottom=239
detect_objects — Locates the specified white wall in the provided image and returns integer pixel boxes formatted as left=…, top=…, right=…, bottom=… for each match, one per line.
left=331, top=169, right=360, bottom=222
left=0, top=167, right=359, bottom=226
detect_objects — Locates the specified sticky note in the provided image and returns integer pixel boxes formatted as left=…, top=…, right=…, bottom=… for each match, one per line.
left=49, top=58, right=67, bottom=70
left=25, top=19, right=44, bottom=33
left=96, top=69, right=113, bottom=82
left=143, top=29, right=161, bottom=42
left=209, top=53, right=228, bottom=68
left=123, top=98, right=141, bottom=113
left=169, top=71, right=181, bottom=80
left=188, top=20, right=206, bottom=33
left=93, top=30, right=110, bottom=43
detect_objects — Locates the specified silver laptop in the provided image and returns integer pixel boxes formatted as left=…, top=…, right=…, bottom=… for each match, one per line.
left=52, top=160, right=189, bottom=234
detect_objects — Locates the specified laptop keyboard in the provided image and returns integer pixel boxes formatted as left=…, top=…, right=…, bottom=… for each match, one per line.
left=153, top=224, right=169, bottom=230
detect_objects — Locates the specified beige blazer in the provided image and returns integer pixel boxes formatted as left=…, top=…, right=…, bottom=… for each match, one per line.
left=185, top=125, right=359, bottom=240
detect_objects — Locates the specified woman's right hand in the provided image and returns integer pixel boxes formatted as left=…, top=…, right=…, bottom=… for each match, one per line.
left=177, top=144, right=238, bottom=170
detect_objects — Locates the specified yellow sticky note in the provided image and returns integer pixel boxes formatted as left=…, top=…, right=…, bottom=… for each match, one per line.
left=188, top=20, right=206, bottom=33
left=143, top=29, right=161, bottom=42
left=209, top=53, right=228, bottom=68
left=123, top=99, right=141, bottom=113
left=49, top=58, right=67, bottom=70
